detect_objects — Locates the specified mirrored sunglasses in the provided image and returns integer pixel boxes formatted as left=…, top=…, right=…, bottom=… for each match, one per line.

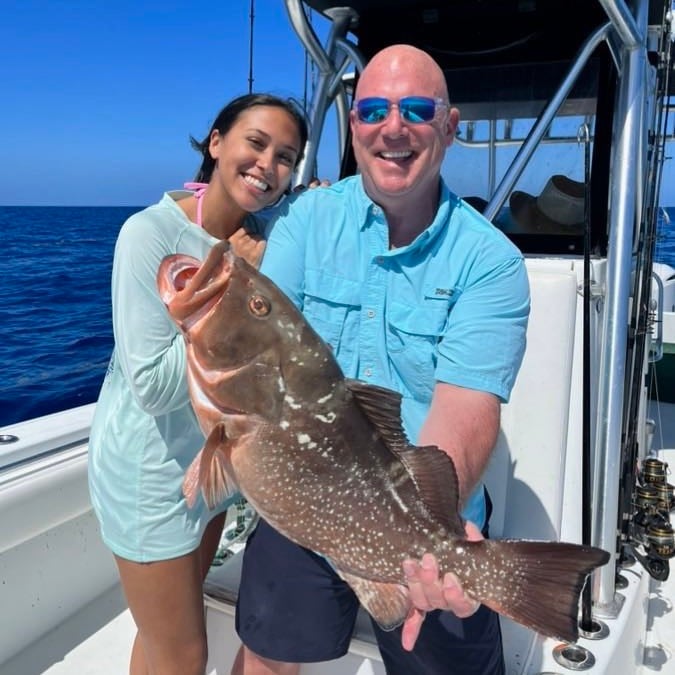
left=354, top=96, right=448, bottom=124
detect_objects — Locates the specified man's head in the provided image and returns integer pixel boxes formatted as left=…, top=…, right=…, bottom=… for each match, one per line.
left=350, top=45, right=459, bottom=210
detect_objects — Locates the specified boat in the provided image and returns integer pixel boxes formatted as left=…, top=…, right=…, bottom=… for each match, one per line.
left=2, top=0, right=675, bottom=673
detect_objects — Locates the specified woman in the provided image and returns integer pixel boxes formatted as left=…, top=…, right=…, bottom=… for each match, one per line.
left=88, top=93, right=308, bottom=675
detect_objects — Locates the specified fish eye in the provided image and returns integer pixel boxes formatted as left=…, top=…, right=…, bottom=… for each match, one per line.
left=248, top=294, right=271, bottom=317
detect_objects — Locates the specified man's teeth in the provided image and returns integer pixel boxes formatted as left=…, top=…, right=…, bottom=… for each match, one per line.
left=380, top=151, right=412, bottom=159
left=244, top=174, right=269, bottom=191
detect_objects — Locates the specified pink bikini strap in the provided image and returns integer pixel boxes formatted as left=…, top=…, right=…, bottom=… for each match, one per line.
left=184, top=182, right=208, bottom=227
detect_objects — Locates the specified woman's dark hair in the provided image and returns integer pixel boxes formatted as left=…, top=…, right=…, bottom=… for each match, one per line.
left=190, top=93, right=309, bottom=183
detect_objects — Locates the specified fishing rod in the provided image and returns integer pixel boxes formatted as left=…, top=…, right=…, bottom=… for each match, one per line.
left=248, top=0, right=255, bottom=94
left=578, top=122, right=595, bottom=633
left=616, top=0, right=675, bottom=581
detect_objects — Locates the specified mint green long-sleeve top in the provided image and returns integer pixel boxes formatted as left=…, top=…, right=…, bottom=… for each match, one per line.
left=88, top=191, right=262, bottom=562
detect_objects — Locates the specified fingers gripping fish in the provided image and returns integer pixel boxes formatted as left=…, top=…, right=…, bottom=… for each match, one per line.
left=157, top=240, right=610, bottom=644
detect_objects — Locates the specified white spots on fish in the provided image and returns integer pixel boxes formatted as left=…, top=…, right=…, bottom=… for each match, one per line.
left=314, top=411, right=336, bottom=424
left=284, top=395, right=302, bottom=410
left=441, top=546, right=523, bottom=605
left=279, top=420, right=290, bottom=430
left=275, top=319, right=299, bottom=344
left=317, top=392, right=334, bottom=404
left=277, top=376, right=286, bottom=393
left=296, top=432, right=318, bottom=450
left=385, top=483, right=409, bottom=514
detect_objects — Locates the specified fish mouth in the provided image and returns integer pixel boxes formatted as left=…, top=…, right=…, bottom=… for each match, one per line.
left=158, top=240, right=234, bottom=328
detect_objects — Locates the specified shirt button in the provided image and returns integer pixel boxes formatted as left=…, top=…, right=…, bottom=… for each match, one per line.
left=372, top=206, right=381, bottom=216
left=364, top=368, right=372, bottom=377
left=367, top=309, right=375, bottom=318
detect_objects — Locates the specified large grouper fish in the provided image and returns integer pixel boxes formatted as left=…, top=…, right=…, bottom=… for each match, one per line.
left=157, top=239, right=610, bottom=643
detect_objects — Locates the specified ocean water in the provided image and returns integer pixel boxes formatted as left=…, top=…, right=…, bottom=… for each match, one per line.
left=0, top=206, right=141, bottom=427
left=1, top=205, right=674, bottom=429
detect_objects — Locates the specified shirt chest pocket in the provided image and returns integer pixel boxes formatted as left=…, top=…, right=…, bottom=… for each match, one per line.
left=386, top=293, right=456, bottom=398
left=302, top=269, right=361, bottom=363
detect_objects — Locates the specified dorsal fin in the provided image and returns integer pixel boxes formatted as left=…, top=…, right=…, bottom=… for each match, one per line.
left=345, top=378, right=408, bottom=449
left=345, top=378, right=464, bottom=535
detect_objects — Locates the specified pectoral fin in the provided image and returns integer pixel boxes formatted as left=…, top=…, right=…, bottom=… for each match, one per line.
left=337, top=568, right=410, bottom=631
left=182, top=423, right=237, bottom=509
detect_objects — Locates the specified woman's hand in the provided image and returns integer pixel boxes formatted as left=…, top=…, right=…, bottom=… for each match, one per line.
left=228, top=228, right=266, bottom=269
left=293, top=177, right=331, bottom=192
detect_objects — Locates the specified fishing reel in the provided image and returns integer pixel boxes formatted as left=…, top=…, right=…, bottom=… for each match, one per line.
left=625, top=458, right=675, bottom=581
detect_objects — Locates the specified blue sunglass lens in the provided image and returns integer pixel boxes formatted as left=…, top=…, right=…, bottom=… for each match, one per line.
left=399, top=97, right=436, bottom=123
left=355, top=97, right=438, bottom=124
left=356, top=98, right=390, bottom=123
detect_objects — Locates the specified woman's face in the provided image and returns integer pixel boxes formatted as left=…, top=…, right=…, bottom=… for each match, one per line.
left=210, top=106, right=303, bottom=212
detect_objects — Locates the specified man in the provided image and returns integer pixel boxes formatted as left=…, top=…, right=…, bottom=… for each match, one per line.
left=232, top=44, right=530, bottom=675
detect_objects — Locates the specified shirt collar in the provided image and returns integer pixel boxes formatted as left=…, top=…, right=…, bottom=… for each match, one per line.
left=357, top=177, right=459, bottom=250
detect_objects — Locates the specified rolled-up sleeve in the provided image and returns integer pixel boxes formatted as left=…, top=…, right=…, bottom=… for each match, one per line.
left=435, top=253, right=530, bottom=403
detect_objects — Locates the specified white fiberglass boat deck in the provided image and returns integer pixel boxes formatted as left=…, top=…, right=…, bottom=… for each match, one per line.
left=2, top=421, right=674, bottom=675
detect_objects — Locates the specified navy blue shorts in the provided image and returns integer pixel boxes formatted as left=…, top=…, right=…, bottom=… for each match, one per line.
left=235, top=516, right=505, bottom=674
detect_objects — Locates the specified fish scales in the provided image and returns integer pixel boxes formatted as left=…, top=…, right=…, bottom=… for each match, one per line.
left=241, top=389, right=445, bottom=578
left=157, top=240, right=610, bottom=643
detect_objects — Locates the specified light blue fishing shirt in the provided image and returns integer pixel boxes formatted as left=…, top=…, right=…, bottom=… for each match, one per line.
left=261, top=176, right=530, bottom=529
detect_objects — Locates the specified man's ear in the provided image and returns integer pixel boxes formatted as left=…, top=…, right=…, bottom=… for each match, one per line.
left=446, top=107, right=460, bottom=145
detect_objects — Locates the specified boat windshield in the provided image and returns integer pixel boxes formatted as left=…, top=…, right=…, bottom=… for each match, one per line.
left=440, top=56, right=602, bottom=256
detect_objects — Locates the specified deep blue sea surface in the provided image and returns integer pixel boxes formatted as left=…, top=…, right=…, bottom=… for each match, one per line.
left=0, top=206, right=142, bottom=427
left=1, top=205, right=674, bottom=428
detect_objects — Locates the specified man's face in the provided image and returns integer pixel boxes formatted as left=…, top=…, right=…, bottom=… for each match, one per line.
left=349, top=60, right=457, bottom=207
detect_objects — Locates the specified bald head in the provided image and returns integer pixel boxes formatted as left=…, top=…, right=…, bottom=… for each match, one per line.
left=355, top=44, right=449, bottom=102
left=349, top=43, right=458, bottom=220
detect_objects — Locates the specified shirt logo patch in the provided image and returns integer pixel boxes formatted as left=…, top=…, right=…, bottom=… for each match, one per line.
left=434, top=288, right=454, bottom=297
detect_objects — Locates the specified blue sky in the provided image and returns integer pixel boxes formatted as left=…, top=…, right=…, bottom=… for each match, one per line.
left=2, top=1, right=673, bottom=207
left=1, top=0, right=334, bottom=206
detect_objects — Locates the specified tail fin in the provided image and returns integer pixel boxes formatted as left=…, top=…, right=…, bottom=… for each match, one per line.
left=468, top=540, right=610, bottom=643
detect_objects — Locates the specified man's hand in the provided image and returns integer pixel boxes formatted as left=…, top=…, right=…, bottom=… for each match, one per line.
left=228, top=228, right=266, bottom=269
left=400, top=520, right=483, bottom=651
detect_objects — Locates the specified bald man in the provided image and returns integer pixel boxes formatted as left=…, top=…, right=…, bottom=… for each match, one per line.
left=232, top=44, right=529, bottom=675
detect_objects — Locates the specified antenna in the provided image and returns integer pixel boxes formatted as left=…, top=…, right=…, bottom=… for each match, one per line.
left=248, top=0, right=255, bottom=93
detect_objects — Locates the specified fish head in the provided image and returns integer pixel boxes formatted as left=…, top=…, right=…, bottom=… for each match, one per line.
left=157, top=240, right=341, bottom=426
left=158, top=240, right=277, bottom=368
